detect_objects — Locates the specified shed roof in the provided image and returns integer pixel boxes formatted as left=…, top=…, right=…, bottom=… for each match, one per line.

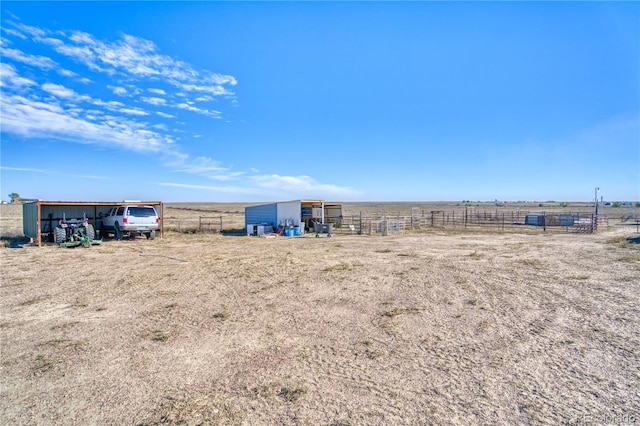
left=24, top=200, right=162, bottom=206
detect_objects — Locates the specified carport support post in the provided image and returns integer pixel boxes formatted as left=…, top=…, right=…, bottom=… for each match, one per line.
left=37, top=202, right=41, bottom=247
left=160, top=202, right=164, bottom=238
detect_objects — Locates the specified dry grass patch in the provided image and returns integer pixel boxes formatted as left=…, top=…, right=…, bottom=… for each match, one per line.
left=136, top=395, right=243, bottom=426
left=569, top=274, right=590, bottom=280
left=278, top=385, right=308, bottom=402
left=18, top=296, right=47, bottom=306
left=32, top=355, right=57, bottom=375
left=212, top=311, right=229, bottom=320
left=323, top=261, right=363, bottom=272
left=519, top=258, right=544, bottom=267
left=149, top=330, right=171, bottom=342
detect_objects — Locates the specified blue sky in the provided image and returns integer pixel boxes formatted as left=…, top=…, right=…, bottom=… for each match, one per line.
left=1, top=1, right=638, bottom=203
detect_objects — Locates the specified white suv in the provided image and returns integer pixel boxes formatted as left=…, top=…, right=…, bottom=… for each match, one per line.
left=100, top=205, right=159, bottom=240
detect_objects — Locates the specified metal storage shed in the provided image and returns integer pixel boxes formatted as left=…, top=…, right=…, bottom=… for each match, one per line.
left=244, top=200, right=343, bottom=235
left=23, top=201, right=163, bottom=247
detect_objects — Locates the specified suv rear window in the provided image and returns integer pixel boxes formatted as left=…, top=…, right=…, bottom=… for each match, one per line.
left=127, top=207, right=157, bottom=217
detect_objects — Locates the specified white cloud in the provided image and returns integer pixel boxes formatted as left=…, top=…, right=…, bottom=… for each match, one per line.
left=59, top=69, right=76, bottom=77
left=4, top=20, right=237, bottom=121
left=194, top=95, right=214, bottom=102
left=0, top=63, right=37, bottom=87
left=0, top=46, right=57, bottom=69
left=176, top=102, right=221, bottom=118
left=159, top=182, right=255, bottom=194
left=41, top=82, right=77, bottom=98
left=166, top=155, right=228, bottom=174
left=158, top=174, right=361, bottom=200
left=39, top=37, right=64, bottom=48
left=142, top=96, right=166, bottom=106
left=0, top=165, right=107, bottom=180
left=179, top=83, right=231, bottom=96
left=13, top=22, right=46, bottom=38
left=0, top=166, right=48, bottom=173
left=251, top=174, right=361, bottom=199
left=108, top=85, right=128, bottom=96
left=92, top=99, right=124, bottom=109
left=0, top=17, right=256, bottom=192
left=69, top=30, right=98, bottom=46
left=120, top=107, right=149, bottom=116
left=2, top=28, right=27, bottom=40
left=1, top=94, right=173, bottom=153
left=37, top=29, right=237, bottom=98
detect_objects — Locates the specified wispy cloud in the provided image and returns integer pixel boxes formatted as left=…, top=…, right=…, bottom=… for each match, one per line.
left=35, top=28, right=238, bottom=97
left=0, top=63, right=37, bottom=87
left=0, top=46, right=57, bottom=69
left=159, top=182, right=256, bottom=194
left=1, top=166, right=48, bottom=173
left=159, top=176, right=361, bottom=200
left=142, top=96, right=166, bottom=106
left=108, top=85, right=128, bottom=96
left=41, top=82, right=80, bottom=98
left=163, top=155, right=243, bottom=180
left=1, top=165, right=107, bottom=180
left=1, top=93, right=172, bottom=152
left=1, top=15, right=358, bottom=200
left=1, top=17, right=235, bottom=156
left=175, top=102, right=222, bottom=118
left=250, top=174, right=360, bottom=199
left=120, top=107, right=149, bottom=116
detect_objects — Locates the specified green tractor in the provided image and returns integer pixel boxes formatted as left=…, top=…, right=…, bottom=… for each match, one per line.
left=53, top=214, right=103, bottom=248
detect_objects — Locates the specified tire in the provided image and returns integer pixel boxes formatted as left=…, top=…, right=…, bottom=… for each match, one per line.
left=114, top=222, right=123, bottom=240
left=147, top=230, right=156, bottom=240
left=54, top=226, right=66, bottom=244
left=85, top=224, right=95, bottom=241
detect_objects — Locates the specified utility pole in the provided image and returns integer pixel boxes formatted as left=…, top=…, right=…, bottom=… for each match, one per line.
left=594, top=187, right=599, bottom=216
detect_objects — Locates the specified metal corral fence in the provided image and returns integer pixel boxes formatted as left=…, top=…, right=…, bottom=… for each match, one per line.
left=164, top=216, right=245, bottom=233
left=162, top=210, right=617, bottom=236
left=325, top=210, right=610, bottom=235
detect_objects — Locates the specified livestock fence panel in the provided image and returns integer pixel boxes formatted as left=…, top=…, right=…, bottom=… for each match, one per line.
left=164, top=216, right=244, bottom=233
left=329, top=210, right=606, bottom=235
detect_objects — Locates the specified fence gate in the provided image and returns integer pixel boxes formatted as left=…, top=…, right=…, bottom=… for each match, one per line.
left=199, top=216, right=223, bottom=233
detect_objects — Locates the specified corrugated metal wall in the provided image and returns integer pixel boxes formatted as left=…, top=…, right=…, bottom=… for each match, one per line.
left=41, top=205, right=112, bottom=222
left=22, top=203, right=38, bottom=238
left=276, top=201, right=302, bottom=227
left=245, top=203, right=277, bottom=227
left=24, top=204, right=115, bottom=236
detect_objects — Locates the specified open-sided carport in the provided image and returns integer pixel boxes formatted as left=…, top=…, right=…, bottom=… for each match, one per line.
left=22, top=201, right=163, bottom=247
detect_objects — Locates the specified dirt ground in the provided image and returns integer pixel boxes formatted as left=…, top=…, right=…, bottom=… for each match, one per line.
left=1, top=203, right=639, bottom=425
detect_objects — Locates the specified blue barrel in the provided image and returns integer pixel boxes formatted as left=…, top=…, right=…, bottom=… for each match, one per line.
left=284, top=228, right=294, bottom=237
